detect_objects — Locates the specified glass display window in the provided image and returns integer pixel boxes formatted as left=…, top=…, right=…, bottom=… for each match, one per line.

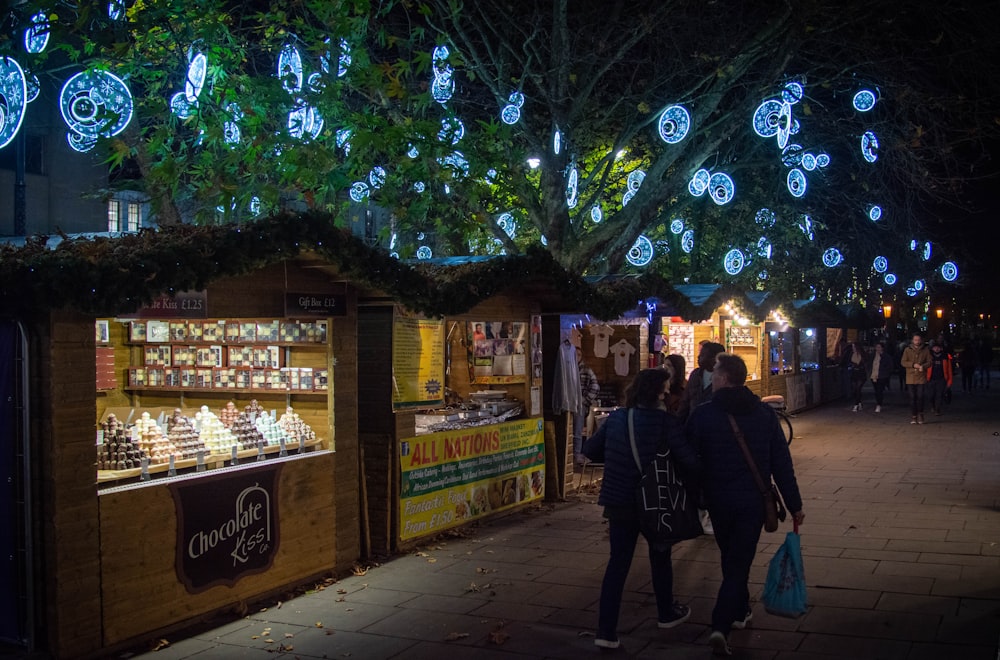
left=767, top=324, right=796, bottom=375
left=798, top=328, right=820, bottom=371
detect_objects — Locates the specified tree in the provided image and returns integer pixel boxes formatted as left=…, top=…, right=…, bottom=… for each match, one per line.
left=2, top=0, right=997, bottom=304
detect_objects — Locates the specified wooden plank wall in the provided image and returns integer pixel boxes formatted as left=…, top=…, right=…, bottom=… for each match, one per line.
left=99, top=453, right=336, bottom=646
left=33, top=310, right=105, bottom=657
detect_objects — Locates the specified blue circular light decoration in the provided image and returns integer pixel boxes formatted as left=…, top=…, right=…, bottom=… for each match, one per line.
left=59, top=70, right=134, bottom=141
left=566, top=166, right=579, bottom=208
left=658, top=104, right=691, bottom=144
left=782, top=81, right=804, bottom=104
left=108, top=1, right=124, bottom=20
left=407, top=143, right=419, bottom=158
left=439, top=151, right=469, bottom=177
left=553, top=129, right=561, bottom=155
left=789, top=118, right=801, bottom=135
left=724, top=249, right=746, bottom=276
left=709, top=172, right=735, bottom=205
left=508, top=91, right=525, bottom=107
left=914, top=279, right=925, bottom=292
left=500, top=104, right=520, bottom=124
left=757, top=237, right=772, bottom=259
left=540, top=235, right=547, bottom=246
left=591, top=206, right=603, bottom=223
left=497, top=213, right=516, bottom=238
left=337, top=39, right=351, bottom=77
left=940, top=261, right=958, bottom=282
left=756, top=208, right=777, bottom=228
left=688, top=168, right=710, bottom=197
left=776, top=102, right=793, bottom=148
left=816, top=153, right=831, bottom=168
left=861, top=131, right=879, bottom=162
left=822, top=247, right=843, bottom=267
left=868, top=205, right=882, bottom=221
left=781, top=143, right=803, bottom=167
left=670, top=219, right=684, bottom=235
left=626, top=235, right=654, bottom=267
left=802, top=153, right=817, bottom=171
left=223, top=103, right=242, bottom=146
left=307, top=72, right=325, bottom=93
left=438, top=117, right=464, bottom=145
left=873, top=256, right=888, bottom=273
left=413, top=181, right=425, bottom=193
left=627, top=169, right=646, bottom=191
left=910, top=239, right=918, bottom=251
left=432, top=45, right=450, bottom=67
left=24, top=13, right=50, bottom=54
left=170, top=91, right=196, bottom=119
left=752, top=99, right=783, bottom=138
left=369, top=166, right=387, bottom=188
left=906, top=287, right=918, bottom=297
left=186, top=51, right=208, bottom=102
left=621, top=189, right=636, bottom=207
left=25, top=72, right=39, bottom=103
left=853, top=89, right=877, bottom=112
left=349, top=181, right=369, bottom=202
left=336, top=128, right=352, bottom=154
left=681, top=229, right=694, bottom=253
left=416, top=246, right=433, bottom=260
left=787, top=168, right=807, bottom=197
left=0, top=57, right=28, bottom=150
left=758, top=270, right=769, bottom=281
left=922, top=241, right=932, bottom=261
left=417, top=232, right=426, bottom=241
left=799, top=214, right=814, bottom=240
left=249, top=196, right=261, bottom=216
left=885, top=273, right=897, bottom=285
left=277, top=45, right=303, bottom=94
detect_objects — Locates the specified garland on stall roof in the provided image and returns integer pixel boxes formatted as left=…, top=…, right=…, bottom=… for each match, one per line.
left=0, top=210, right=855, bottom=325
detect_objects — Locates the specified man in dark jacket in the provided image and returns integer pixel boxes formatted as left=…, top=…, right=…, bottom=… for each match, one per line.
left=686, top=354, right=804, bottom=657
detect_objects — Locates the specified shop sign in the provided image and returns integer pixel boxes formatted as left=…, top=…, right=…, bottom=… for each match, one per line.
left=399, top=418, right=545, bottom=541
left=125, top=291, right=208, bottom=319
left=169, top=463, right=281, bottom=594
left=392, top=316, right=445, bottom=410
left=285, top=293, right=347, bottom=316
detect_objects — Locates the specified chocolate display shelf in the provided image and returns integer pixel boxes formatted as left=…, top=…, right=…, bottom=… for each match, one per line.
left=96, top=436, right=323, bottom=483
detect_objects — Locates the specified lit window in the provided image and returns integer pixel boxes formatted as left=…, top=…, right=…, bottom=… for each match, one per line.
left=127, top=202, right=141, bottom=232
left=107, top=200, right=121, bottom=232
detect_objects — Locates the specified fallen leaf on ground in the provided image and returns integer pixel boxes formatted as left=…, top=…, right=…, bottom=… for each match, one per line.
left=489, top=631, right=510, bottom=645
left=284, top=633, right=294, bottom=638
left=276, top=601, right=282, bottom=609
left=466, top=583, right=481, bottom=593
left=427, top=558, right=437, bottom=563
left=444, top=632, right=470, bottom=641
left=337, top=588, right=347, bottom=594
left=336, top=597, right=346, bottom=602
left=264, top=638, right=274, bottom=644
left=150, top=639, right=170, bottom=651
left=315, top=622, right=323, bottom=628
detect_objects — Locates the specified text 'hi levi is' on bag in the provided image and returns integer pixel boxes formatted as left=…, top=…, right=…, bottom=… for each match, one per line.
left=727, top=413, right=786, bottom=532
left=627, top=409, right=703, bottom=545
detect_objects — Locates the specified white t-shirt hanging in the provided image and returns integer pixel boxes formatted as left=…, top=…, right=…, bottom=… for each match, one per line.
left=612, top=339, right=636, bottom=377
left=569, top=325, right=583, bottom=349
left=589, top=323, right=616, bottom=358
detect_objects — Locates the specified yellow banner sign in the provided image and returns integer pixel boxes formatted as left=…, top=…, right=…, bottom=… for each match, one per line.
left=392, top=317, right=445, bottom=410
left=399, top=418, right=545, bottom=541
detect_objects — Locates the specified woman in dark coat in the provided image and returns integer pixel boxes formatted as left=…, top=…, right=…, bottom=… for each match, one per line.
left=583, top=369, right=701, bottom=649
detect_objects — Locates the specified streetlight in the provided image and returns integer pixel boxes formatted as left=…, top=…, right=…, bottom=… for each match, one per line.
left=882, top=304, right=892, bottom=320
left=935, top=308, right=943, bottom=319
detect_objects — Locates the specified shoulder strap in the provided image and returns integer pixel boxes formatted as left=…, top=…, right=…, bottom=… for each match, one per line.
left=727, top=413, right=769, bottom=496
left=627, top=409, right=643, bottom=471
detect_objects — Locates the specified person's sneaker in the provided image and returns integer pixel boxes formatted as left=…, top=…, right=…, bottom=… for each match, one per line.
left=911, top=417, right=917, bottom=424
left=657, top=602, right=691, bottom=629
left=709, top=630, right=732, bottom=656
left=731, top=608, right=753, bottom=629
left=851, top=404, right=859, bottom=412
left=594, top=637, right=620, bottom=649
left=874, top=405, right=881, bottom=413
left=918, top=414, right=925, bottom=424
left=700, top=510, right=715, bottom=535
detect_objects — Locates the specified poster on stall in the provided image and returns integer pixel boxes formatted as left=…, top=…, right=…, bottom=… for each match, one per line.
left=467, top=321, right=528, bottom=384
left=392, top=316, right=446, bottom=410
left=399, top=418, right=545, bottom=541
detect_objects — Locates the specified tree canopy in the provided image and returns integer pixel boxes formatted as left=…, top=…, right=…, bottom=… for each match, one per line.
left=2, top=0, right=997, bottom=308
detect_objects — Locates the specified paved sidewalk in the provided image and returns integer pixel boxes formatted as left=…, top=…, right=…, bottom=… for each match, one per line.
left=121, top=383, right=1000, bottom=658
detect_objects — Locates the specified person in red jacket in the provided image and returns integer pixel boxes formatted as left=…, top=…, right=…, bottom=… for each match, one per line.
left=926, top=342, right=953, bottom=416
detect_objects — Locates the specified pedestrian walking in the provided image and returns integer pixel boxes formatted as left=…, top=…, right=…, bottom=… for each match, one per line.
left=900, top=333, right=931, bottom=424
left=870, top=342, right=893, bottom=412
left=977, top=337, right=993, bottom=390
left=843, top=341, right=868, bottom=411
left=686, top=353, right=804, bottom=657
left=926, top=342, right=953, bottom=416
left=582, top=369, right=701, bottom=650
left=957, top=342, right=978, bottom=393
left=677, top=341, right=725, bottom=422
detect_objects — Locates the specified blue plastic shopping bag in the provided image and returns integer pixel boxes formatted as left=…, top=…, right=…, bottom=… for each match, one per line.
left=761, top=526, right=807, bottom=617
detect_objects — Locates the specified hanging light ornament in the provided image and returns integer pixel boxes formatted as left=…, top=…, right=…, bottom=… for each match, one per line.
left=23, top=13, right=50, bottom=54
left=25, top=72, right=40, bottom=104
left=798, top=214, right=814, bottom=240
left=500, top=91, right=524, bottom=125
left=277, top=44, right=303, bottom=94
left=757, top=237, right=772, bottom=259
left=349, top=181, right=369, bottom=202
left=852, top=89, right=877, bottom=112
left=868, top=204, right=882, bottom=221
left=657, top=104, right=691, bottom=144
left=59, top=70, right=134, bottom=152
left=626, top=235, right=654, bottom=267
left=552, top=127, right=561, bottom=155
left=787, top=168, right=807, bottom=197
left=565, top=165, right=579, bottom=208
left=681, top=229, right=694, bottom=253
left=0, top=57, right=28, bottom=150
left=884, top=273, right=897, bottom=285
left=688, top=168, right=710, bottom=197
left=416, top=246, right=433, bottom=259
left=922, top=241, right=932, bottom=261
left=708, top=172, right=735, bottom=205
left=723, top=248, right=746, bottom=275
left=940, top=261, right=958, bottom=282
left=756, top=208, right=777, bottom=228
left=670, top=219, right=685, bottom=235
left=872, top=256, right=888, bottom=273
left=822, top=247, right=843, bottom=267
left=431, top=45, right=454, bottom=105
left=861, top=131, right=879, bottom=163
left=497, top=213, right=516, bottom=238
left=782, top=81, right=804, bottom=104
left=223, top=103, right=242, bottom=147
left=781, top=143, right=803, bottom=167
left=590, top=206, right=603, bottom=224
